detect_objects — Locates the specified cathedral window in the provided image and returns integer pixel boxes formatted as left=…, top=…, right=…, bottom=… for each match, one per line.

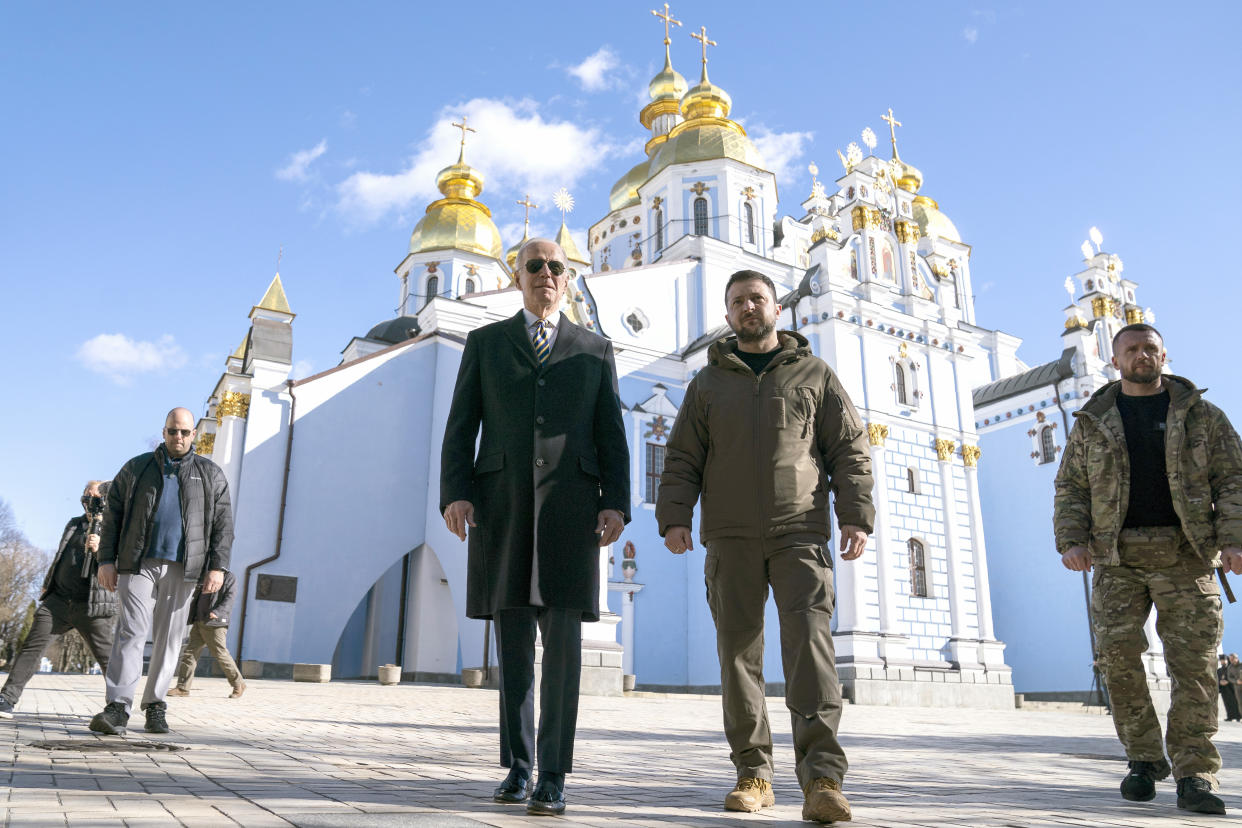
left=463, top=277, right=476, bottom=295
left=880, top=243, right=896, bottom=282
left=744, top=201, right=755, bottom=244
left=895, top=363, right=909, bottom=406
left=850, top=250, right=859, bottom=280
left=1039, top=426, right=1057, bottom=464
left=654, top=208, right=664, bottom=251
left=426, top=275, right=439, bottom=300
left=693, top=197, right=709, bottom=236
left=645, top=443, right=665, bottom=503
left=908, top=538, right=929, bottom=597
left=906, top=467, right=918, bottom=494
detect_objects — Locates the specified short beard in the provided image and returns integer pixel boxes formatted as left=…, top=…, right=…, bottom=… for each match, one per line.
left=1121, top=365, right=1162, bottom=385
left=733, top=318, right=775, bottom=344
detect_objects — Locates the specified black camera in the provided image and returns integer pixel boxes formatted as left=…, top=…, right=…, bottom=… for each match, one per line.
left=83, top=494, right=105, bottom=514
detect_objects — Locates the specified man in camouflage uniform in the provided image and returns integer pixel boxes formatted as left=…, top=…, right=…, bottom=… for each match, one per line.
left=1055, top=323, right=1242, bottom=815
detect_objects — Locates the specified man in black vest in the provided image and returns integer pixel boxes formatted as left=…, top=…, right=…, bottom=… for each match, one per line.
left=441, top=238, right=630, bottom=816
left=0, top=480, right=116, bottom=718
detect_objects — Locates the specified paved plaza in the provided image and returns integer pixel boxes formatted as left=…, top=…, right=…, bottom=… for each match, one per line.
left=3, top=674, right=1242, bottom=827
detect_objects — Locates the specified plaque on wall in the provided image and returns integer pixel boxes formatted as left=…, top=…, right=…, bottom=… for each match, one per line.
left=256, top=574, right=298, bottom=603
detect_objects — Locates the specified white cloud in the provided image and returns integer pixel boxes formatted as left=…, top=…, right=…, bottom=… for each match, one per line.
left=291, top=359, right=315, bottom=380
left=276, top=140, right=328, bottom=181
left=340, top=110, right=357, bottom=129
left=566, top=47, right=620, bottom=92
left=749, top=125, right=814, bottom=188
left=77, top=334, right=187, bottom=385
left=963, top=26, right=979, bottom=44
left=336, top=98, right=623, bottom=226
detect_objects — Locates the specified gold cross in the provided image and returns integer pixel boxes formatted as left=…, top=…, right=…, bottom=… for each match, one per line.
left=881, top=107, right=902, bottom=156
left=690, top=25, right=716, bottom=66
left=742, top=186, right=756, bottom=200
left=451, top=115, right=476, bottom=150
left=690, top=180, right=709, bottom=195
left=651, top=3, right=681, bottom=45
left=516, top=194, right=538, bottom=233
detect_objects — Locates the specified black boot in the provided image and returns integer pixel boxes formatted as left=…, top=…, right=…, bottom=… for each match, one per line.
left=1177, top=777, right=1226, bottom=814
left=1120, top=760, right=1164, bottom=802
left=89, top=702, right=129, bottom=736
left=143, top=701, right=169, bottom=734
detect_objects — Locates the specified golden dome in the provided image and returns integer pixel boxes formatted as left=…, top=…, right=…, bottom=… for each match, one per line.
left=893, top=158, right=923, bottom=193
left=648, top=53, right=688, bottom=103
left=408, top=153, right=503, bottom=260
left=555, top=220, right=588, bottom=265
left=505, top=231, right=528, bottom=271
left=609, top=159, right=651, bottom=212
left=912, top=195, right=961, bottom=243
left=651, top=120, right=765, bottom=176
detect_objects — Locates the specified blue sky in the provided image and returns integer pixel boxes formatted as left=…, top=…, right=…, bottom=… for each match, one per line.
left=2, top=0, right=1239, bottom=565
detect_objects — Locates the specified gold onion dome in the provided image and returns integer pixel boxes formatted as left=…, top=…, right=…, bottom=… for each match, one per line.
left=609, top=158, right=651, bottom=212
left=912, top=194, right=961, bottom=243
left=505, top=230, right=529, bottom=271
left=651, top=65, right=764, bottom=176
left=407, top=152, right=504, bottom=260
left=893, top=156, right=923, bottom=193
left=648, top=55, right=688, bottom=105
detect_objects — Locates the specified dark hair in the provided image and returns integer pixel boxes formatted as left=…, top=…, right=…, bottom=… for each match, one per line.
left=1111, top=323, right=1162, bottom=349
left=724, top=269, right=778, bottom=305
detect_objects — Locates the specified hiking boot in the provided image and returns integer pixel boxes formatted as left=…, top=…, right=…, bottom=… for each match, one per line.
left=724, top=777, right=774, bottom=812
left=166, top=687, right=189, bottom=697
left=1120, top=760, right=1163, bottom=802
left=144, top=701, right=169, bottom=734
left=89, top=702, right=129, bottom=736
left=1177, top=777, right=1226, bottom=814
left=803, top=777, right=852, bottom=823
left=229, top=680, right=246, bottom=699
left=0, top=697, right=13, bottom=719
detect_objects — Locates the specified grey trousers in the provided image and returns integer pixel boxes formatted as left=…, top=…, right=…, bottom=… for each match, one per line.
left=175, top=623, right=242, bottom=690
left=104, top=559, right=197, bottom=712
left=705, top=535, right=846, bottom=789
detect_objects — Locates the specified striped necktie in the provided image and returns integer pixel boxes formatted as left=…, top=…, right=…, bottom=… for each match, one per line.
left=532, top=320, right=551, bottom=364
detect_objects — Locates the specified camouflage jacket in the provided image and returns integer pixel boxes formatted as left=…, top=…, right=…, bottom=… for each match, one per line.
left=1053, top=375, right=1242, bottom=566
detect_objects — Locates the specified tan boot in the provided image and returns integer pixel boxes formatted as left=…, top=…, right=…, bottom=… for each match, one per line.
left=229, top=680, right=246, bottom=699
left=724, top=777, right=774, bottom=812
left=166, top=687, right=189, bottom=697
left=802, top=777, right=851, bottom=823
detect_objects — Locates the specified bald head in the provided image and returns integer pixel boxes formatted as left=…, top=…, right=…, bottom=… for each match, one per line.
left=163, top=407, right=196, bottom=458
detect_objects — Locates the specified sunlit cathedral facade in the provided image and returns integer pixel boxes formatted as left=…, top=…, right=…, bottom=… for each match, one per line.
left=184, top=11, right=1155, bottom=705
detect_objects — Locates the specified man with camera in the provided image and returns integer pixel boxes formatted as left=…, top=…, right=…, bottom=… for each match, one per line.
left=90, top=407, right=233, bottom=736
left=0, top=480, right=117, bottom=718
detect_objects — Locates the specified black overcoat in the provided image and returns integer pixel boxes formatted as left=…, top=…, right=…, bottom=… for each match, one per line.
left=440, top=311, right=630, bottom=621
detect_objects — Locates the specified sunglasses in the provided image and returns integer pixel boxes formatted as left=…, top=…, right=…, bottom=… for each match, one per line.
left=164, top=428, right=193, bottom=437
left=524, top=258, right=566, bottom=276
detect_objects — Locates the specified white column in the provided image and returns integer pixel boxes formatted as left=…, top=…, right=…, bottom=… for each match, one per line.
left=936, top=440, right=977, bottom=667
left=961, top=448, right=994, bottom=640
left=867, top=424, right=910, bottom=666
left=608, top=582, right=645, bottom=676
left=212, top=388, right=251, bottom=510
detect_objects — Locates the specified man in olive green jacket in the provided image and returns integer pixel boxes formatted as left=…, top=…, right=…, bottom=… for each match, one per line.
left=1054, top=323, right=1242, bottom=815
left=657, top=270, right=874, bottom=824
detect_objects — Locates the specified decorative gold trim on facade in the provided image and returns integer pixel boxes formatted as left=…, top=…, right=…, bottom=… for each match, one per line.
left=895, top=220, right=921, bottom=244
left=867, top=423, right=889, bottom=447
left=1091, top=296, right=1115, bottom=319
left=690, top=180, right=710, bottom=195
left=898, top=342, right=908, bottom=359
left=961, top=444, right=981, bottom=467
left=811, top=227, right=839, bottom=243
left=195, top=433, right=216, bottom=456
left=1064, top=314, right=1088, bottom=330
left=935, top=438, right=956, bottom=461
left=851, top=205, right=883, bottom=232
left=1125, top=307, right=1144, bottom=324
left=216, top=391, right=251, bottom=423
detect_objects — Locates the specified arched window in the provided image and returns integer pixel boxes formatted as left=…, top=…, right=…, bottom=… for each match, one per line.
left=463, top=278, right=476, bottom=294
left=850, top=250, right=859, bottom=280
left=908, top=539, right=928, bottom=597
left=744, top=201, right=755, bottom=244
left=895, top=363, right=909, bottom=406
left=426, top=275, right=439, bottom=299
left=906, top=467, right=917, bottom=493
left=654, top=208, right=664, bottom=251
left=693, top=197, right=709, bottom=235
left=881, top=243, right=895, bottom=281
left=1040, top=426, right=1057, bottom=464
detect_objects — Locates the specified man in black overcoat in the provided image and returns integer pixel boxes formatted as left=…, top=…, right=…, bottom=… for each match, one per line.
left=441, top=238, right=630, bottom=816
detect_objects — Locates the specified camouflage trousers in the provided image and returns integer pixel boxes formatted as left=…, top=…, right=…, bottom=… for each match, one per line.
left=1091, top=530, right=1222, bottom=782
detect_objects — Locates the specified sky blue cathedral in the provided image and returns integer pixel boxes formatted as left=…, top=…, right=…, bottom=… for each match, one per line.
left=185, top=19, right=1157, bottom=705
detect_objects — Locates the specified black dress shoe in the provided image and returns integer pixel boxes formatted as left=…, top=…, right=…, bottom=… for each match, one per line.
left=493, top=772, right=529, bottom=804
left=527, top=778, right=566, bottom=816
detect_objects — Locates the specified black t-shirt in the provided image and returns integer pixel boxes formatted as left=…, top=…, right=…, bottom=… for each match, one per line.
left=735, top=346, right=782, bottom=377
left=50, top=517, right=91, bottom=601
left=1117, top=390, right=1180, bottom=528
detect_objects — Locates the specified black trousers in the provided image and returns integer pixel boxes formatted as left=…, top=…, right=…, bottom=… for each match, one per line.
left=1220, top=682, right=1241, bottom=720
left=1, top=594, right=114, bottom=704
left=494, top=606, right=581, bottom=775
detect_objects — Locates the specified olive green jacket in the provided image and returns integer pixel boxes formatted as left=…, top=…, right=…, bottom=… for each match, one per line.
left=656, top=331, right=875, bottom=542
left=1053, top=375, right=1242, bottom=567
